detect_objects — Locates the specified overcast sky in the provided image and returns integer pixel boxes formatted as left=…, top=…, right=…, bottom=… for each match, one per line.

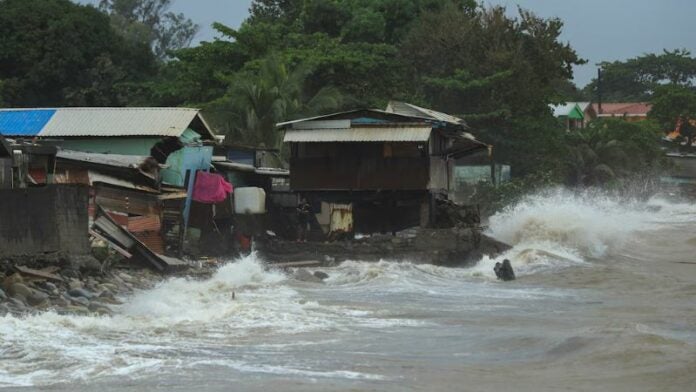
left=81, top=0, right=696, bottom=87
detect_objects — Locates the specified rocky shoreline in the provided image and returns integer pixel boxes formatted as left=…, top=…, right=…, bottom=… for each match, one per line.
left=1, top=226, right=510, bottom=317
left=0, top=254, right=166, bottom=317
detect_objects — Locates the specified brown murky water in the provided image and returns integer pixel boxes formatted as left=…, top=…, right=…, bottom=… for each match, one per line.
left=1, top=190, right=695, bottom=391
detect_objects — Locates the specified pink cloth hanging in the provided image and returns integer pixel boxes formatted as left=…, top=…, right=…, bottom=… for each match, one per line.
left=192, top=171, right=233, bottom=203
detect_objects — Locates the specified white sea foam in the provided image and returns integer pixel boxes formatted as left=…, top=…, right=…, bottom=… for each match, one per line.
left=487, top=189, right=657, bottom=258
left=0, top=254, right=420, bottom=387
left=458, top=188, right=696, bottom=279
left=3, top=190, right=694, bottom=388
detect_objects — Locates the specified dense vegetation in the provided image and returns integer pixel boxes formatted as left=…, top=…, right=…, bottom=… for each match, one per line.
left=1, top=0, right=692, bottom=199
left=583, top=50, right=696, bottom=102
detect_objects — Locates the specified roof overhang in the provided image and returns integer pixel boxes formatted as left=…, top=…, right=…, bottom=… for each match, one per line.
left=283, top=126, right=433, bottom=143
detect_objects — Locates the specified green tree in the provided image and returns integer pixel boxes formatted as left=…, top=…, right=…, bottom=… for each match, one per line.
left=584, top=49, right=696, bottom=102
left=564, top=119, right=663, bottom=186
left=148, top=0, right=585, bottom=178
left=401, top=4, right=584, bottom=128
left=98, top=0, right=199, bottom=60
left=0, top=0, right=156, bottom=106
left=650, top=84, right=696, bottom=146
left=204, top=55, right=344, bottom=148
left=399, top=3, right=583, bottom=179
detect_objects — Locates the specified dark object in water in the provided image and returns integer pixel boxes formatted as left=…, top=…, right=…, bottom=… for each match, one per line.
left=494, top=259, right=516, bottom=281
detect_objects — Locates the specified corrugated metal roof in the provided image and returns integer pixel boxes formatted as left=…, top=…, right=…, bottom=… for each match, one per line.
left=255, top=167, right=290, bottom=176
left=41, top=107, right=199, bottom=137
left=128, top=215, right=162, bottom=232
left=88, top=171, right=159, bottom=193
left=386, top=101, right=465, bottom=126
left=213, top=161, right=256, bottom=172
left=57, top=150, right=150, bottom=169
left=0, top=107, right=214, bottom=138
left=276, top=109, right=423, bottom=128
left=291, top=120, right=351, bottom=130
left=550, top=103, right=581, bottom=117
left=284, top=127, right=432, bottom=142
left=0, top=109, right=56, bottom=136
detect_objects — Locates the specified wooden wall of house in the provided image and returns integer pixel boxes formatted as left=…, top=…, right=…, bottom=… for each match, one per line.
left=290, top=142, right=429, bottom=191
left=0, top=158, right=12, bottom=189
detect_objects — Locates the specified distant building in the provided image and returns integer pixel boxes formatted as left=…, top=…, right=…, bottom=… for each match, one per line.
left=550, top=102, right=597, bottom=130
left=551, top=102, right=585, bottom=130
left=277, top=103, right=488, bottom=235
left=592, top=102, right=651, bottom=122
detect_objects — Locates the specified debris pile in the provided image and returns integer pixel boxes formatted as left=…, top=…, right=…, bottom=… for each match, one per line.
left=433, top=198, right=481, bottom=229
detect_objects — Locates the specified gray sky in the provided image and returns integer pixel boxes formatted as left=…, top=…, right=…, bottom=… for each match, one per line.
left=82, top=0, right=696, bottom=87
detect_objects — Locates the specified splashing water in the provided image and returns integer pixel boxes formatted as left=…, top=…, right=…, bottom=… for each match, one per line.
left=0, top=254, right=428, bottom=387
left=2, top=190, right=696, bottom=390
left=488, top=189, right=658, bottom=257
left=465, top=189, right=696, bottom=278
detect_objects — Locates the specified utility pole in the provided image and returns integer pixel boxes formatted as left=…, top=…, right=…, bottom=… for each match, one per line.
left=597, top=68, right=603, bottom=114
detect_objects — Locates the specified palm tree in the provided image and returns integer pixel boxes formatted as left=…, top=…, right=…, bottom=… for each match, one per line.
left=208, top=55, right=343, bottom=148
left=565, top=126, right=631, bottom=186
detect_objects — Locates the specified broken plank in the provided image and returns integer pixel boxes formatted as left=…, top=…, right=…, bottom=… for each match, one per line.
left=15, top=266, right=64, bottom=282
left=89, top=229, right=133, bottom=258
left=268, top=260, right=322, bottom=268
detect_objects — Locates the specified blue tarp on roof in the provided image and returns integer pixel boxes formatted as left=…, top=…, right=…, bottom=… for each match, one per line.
left=0, top=110, right=56, bottom=136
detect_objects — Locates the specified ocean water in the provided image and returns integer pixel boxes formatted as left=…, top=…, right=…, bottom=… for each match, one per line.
left=1, top=189, right=695, bottom=391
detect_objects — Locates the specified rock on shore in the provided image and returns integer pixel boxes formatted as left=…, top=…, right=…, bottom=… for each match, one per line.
left=0, top=254, right=164, bottom=317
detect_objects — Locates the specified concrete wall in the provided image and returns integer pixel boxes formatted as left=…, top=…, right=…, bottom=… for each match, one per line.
left=0, top=185, right=90, bottom=257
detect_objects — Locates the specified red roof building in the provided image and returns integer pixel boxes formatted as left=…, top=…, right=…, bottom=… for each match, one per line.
left=591, top=102, right=652, bottom=121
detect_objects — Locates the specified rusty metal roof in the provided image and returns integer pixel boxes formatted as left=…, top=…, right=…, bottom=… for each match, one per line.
left=283, top=126, right=433, bottom=143
left=87, top=171, right=160, bottom=193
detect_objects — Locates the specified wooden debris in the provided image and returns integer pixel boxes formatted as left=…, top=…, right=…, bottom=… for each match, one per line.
left=14, top=266, right=64, bottom=282
left=91, top=206, right=186, bottom=272
left=267, top=260, right=322, bottom=268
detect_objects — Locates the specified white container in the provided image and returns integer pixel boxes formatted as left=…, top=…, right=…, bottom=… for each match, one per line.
left=234, top=187, right=266, bottom=214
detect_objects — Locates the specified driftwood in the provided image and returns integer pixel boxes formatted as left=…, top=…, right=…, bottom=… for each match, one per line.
left=14, top=265, right=64, bottom=282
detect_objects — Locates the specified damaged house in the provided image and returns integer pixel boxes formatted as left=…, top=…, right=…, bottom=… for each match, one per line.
left=0, top=108, right=218, bottom=269
left=277, top=102, right=489, bottom=236
left=0, top=135, right=90, bottom=258
left=0, top=107, right=216, bottom=187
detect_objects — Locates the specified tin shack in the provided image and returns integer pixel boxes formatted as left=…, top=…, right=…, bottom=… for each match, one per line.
left=277, top=103, right=488, bottom=236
